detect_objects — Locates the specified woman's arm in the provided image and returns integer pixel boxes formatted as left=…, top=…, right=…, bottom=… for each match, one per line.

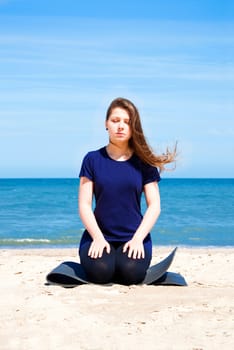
left=123, top=181, right=161, bottom=259
left=78, top=176, right=110, bottom=258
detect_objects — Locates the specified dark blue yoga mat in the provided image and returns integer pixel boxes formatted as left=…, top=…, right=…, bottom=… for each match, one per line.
left=46, top=247, right=187, bottom=287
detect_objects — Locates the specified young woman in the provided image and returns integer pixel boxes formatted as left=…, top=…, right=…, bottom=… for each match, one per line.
left=78, top=97, right=176, bottom=285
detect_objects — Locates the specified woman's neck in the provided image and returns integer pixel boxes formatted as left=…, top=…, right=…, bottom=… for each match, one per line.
left=106, top=142, right=133, bottom=161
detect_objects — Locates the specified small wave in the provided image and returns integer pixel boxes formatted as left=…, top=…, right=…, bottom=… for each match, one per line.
left=1, top=238, right=51, bottom=243
left=20, top=238, right=51, bottom=243
left=0, top=237, right=78, bottom=248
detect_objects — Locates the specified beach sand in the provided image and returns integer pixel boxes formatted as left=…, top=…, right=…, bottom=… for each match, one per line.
left=0, top=247, right=233, bottom=350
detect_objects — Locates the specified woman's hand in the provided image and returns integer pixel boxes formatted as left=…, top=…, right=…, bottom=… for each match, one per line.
left=88, top=238, right=111, bottom=259
left=123, top=237, right=145, bottom=259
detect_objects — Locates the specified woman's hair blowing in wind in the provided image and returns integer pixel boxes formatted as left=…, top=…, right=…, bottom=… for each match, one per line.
left=106, top=97, right=177, bottom=172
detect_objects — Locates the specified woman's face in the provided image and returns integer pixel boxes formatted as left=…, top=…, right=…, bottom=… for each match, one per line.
left=106, top=107, right=132, bottom=144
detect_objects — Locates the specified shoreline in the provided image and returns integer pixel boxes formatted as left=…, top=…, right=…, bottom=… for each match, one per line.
left=1, top=247, right=234, bottom=349
left=1, top=244, right=234, bottom=251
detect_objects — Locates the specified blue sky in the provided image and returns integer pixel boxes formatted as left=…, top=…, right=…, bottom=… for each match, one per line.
left=0, top=0, right=233, bottom=178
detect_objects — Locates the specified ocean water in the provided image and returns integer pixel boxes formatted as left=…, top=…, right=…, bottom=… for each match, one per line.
left=0, top=178, right=233, bottom=248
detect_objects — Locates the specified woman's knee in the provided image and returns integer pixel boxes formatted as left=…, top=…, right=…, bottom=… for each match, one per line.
left=79, top=243, right=115, bottom=284
left=116, top=261, right=147, bottom=285
left=116, top=256, right=149, bottom=285
left=115, top=245, right=151, bottom=285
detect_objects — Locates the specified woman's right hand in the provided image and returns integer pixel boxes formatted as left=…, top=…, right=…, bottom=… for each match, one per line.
left=88, top=238, right=111, bottom=258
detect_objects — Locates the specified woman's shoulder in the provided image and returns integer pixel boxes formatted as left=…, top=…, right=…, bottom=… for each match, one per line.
left=132, top=156, right=161, bottom=182
left=79, top=148, right=106, bottom=178
left=83, top=147, right=105, bottom=157
left=132, top=154, right=155, bottom=169
left=82, top=147, right=106, bottom=162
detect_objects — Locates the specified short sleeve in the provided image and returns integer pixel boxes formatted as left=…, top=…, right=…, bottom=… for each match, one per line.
left=142, top=163, right=161, bottom=185
left=79, top=153, right=94, bottom=181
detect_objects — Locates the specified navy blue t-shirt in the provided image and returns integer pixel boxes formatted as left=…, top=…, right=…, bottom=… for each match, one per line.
left=79, top=147, right=160, bottom=247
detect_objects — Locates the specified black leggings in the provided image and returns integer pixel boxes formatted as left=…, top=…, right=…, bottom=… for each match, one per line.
left=79, top=241, right=152, bottom=285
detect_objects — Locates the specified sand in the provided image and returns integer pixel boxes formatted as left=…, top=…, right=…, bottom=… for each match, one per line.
left=0, top=247, right=234, bottom=350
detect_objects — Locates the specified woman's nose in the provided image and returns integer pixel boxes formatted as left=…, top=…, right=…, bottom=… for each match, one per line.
left=118, top=120, right=124, bottom=129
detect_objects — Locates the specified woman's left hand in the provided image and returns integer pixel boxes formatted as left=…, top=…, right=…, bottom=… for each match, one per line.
left=123, top=237, right=145, bottom=259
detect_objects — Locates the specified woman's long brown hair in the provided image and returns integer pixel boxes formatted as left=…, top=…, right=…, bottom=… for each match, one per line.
left=106, top=97, right=177, bottom=172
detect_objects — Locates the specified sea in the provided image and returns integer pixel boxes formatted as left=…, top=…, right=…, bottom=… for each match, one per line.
left=0, top=178, right=233, bottom=249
